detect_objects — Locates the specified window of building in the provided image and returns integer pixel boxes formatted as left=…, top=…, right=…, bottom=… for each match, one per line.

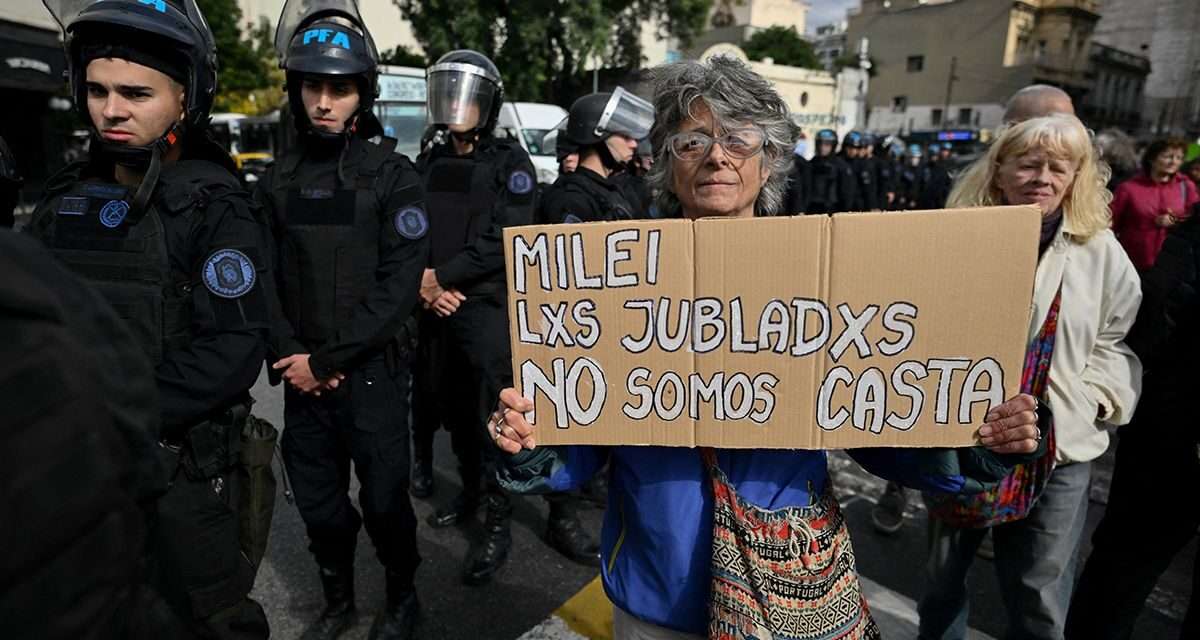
left=1037, top=40, right=1047, bottom=60
left=892, top=96, right=908, bottom=113
left=800, top=91, right=809, bottom=107
left=931, top=108, right=943, bottom=126
left=907, top=55, right=924, bottom=72
left=958, top=107, right=972, bottom=125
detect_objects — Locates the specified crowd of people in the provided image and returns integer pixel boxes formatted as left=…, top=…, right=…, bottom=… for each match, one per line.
left=0, top=1, right=1197, bottom=640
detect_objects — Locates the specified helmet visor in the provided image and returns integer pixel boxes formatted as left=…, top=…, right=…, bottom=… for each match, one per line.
left=427, top=65, right=497, bottom=128
left=274, top=0, right=376, bottom=67
left=597, top=87, right=653, bottom=140
left=44, top=0, right=214, bottom=50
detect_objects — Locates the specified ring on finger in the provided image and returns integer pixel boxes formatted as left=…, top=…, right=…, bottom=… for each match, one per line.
left=1034, top=426, right=1042, bottom=441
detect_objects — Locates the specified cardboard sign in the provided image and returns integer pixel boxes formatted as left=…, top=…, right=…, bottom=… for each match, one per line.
left=504, top=206, right=1041, bottom=449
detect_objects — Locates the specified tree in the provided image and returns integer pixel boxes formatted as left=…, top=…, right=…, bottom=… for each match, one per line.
left=392, top=0, right=713, bottom=104
left=195, top=0, right=278, bottom=114
left=742, top=26, right=820, bottom=70
left=380, top=45, right=427, bottom=67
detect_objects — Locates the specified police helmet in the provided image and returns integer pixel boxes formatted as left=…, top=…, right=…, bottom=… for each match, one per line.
left=862, top=132, right=876, bottom=147
left=561, top=88, right=654, bottom=147
left=636, top=137, right=653, bottom=159
left=44, top=0, right=218, bottom=136
left=427, top=50, right=504, bottom=134
left=816, top=129, right=837, bottom=143
left=842, top=131, right=865, bottom=149
left=927, top=143, right=941, bottom=154
left=282, top=19, right=379, bottom=130
left=907, top=143, right=923, bottom=158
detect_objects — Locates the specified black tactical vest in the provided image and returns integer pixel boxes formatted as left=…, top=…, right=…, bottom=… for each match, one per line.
left=810, top=156, right=839, bottom=206
left=32, top=161, right=241, bottom=365
left=268, top=138, right=398, bottom=345
left=422, top=146, right=505, bottom=267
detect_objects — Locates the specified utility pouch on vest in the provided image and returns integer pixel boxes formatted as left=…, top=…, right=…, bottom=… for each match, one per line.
left=238, top=414, right=278, bottom=571
left=181, top=403, right=248, bottom=481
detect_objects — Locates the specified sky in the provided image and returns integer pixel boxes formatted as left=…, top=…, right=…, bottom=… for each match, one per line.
left=806, top=0, right=859, bottom=33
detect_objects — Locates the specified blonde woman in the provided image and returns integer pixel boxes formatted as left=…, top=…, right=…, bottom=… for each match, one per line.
left=918, top=113, right=1143, bottom=640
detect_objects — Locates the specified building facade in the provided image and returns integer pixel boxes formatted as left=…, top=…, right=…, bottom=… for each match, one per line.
left=848, top=0, right=1107, bottom=134
left=1092, top=0, right=1200, bottom=135
left=812, top=22, right=848, bottom=72
left=1080, top=42, right=1151, bottom=132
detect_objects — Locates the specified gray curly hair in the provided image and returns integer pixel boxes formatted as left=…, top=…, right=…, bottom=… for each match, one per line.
left=645, top=56, right=798, bottom=217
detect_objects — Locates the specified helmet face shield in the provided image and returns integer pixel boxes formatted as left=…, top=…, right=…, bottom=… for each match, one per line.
left=426, top=64, right=498, bottom=129
left=597, top=87, right=653, bottom=140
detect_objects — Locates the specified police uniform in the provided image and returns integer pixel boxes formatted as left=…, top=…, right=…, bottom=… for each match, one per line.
left=543, top=167, right=637, bottom=223
left=416, top=127, right=536, bottom=583
left=919, top=155, right=953, bottom=210
left=31, top=2, right=270, bottom=636
left=784, top=153, right=812, bottom=215
left=263, top=5, right=426, bottom=639
left=809, top=153, right=856, bottom=214
left=29, top=149, right=273, bottom=637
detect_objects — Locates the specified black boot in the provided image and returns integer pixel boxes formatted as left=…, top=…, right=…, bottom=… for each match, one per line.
left=367, top=570, right=420, bottom=640
left=546, top=497, right=600, bottom=567
left=427, top=491, right=479, bottom=528
left=300, top=565, right=356, bottom=640
left=463, top=493, right=511, bottom=585
left=410, top=454, right=433, bottom=498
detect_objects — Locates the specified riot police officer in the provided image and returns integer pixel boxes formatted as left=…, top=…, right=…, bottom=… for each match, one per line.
left=543, top=88, right=651, bottom=223
left=807, top=128, right=856, bottom=214
left=0, top=136, right=20, bottom=228
left=257, top=2, right=428, bottom=638
left=896, top=143, right=926, bottom=210
left=871, top=135, right=898, bottom=210
left=919, top=142, right=953, bottom=209
left=783, top=136, right=811, bottom=215
left=28, top=1, right=271, bottom=636
left=842, top=131, right=879, bottom=211
left=415, top=50, right=537, bottom=585
left=613, top=135, right=657, bottom=218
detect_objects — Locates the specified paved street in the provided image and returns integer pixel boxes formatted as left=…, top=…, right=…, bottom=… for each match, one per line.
left=248, top=369, right=1191, bottom=639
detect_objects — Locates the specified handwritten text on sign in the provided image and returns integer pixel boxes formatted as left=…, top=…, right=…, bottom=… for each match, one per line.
left=504, top=210, right=1039, bottom=449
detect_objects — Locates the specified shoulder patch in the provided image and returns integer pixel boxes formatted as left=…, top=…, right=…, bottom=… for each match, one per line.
left=202, top=248, right=257, bottom=299
left=393, top=206, right=428, bottom=240
left=99, top=200, right=130, bottom=228
left=508, top=170, right=534, bottom=195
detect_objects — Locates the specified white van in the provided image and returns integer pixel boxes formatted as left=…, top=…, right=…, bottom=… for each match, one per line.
left=496, top=102, right=569, bottom=184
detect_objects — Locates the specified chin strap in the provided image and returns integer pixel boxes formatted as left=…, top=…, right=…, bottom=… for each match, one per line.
left=130, top=143, right=163, bottom=217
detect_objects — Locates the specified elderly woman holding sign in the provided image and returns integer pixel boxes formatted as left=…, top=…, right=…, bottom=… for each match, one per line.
left=491, top=56, right=1044, bottom=640
left=918, top=113, right=1142, bottom=639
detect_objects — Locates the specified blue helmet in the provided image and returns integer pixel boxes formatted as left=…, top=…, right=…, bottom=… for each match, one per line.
left=816, top=129, right=837, bottom=143
left=907, top=143, right=923, bottom=157
left=842, top=131, right=865, bottom=149
left=927, top=143, right=941, bottom=154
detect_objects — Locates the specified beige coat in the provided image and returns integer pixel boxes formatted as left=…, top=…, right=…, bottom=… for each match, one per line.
left=1031, top=222, right=1142, bottom=464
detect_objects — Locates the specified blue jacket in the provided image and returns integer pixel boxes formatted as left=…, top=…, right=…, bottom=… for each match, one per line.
left=500, top=444, right=1031, bottom=635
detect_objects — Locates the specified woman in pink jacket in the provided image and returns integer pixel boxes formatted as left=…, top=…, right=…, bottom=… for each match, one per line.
left=1110, top=137, right=1198, bottom=271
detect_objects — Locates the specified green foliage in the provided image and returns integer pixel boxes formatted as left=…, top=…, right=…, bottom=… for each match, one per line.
left=380, top=45, right=427, bottom=67
left=195, top=0, right=279, bottom=114
left=742, top=26, right=820, bottom=70
left=393, top=0, right=713, bottom=103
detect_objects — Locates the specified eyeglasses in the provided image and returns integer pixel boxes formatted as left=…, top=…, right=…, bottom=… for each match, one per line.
left=666, top=127, right=768, bottom=161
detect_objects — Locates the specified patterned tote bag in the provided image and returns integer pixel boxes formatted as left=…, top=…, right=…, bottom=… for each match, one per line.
left=703, top=449, right=881, bottom=640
